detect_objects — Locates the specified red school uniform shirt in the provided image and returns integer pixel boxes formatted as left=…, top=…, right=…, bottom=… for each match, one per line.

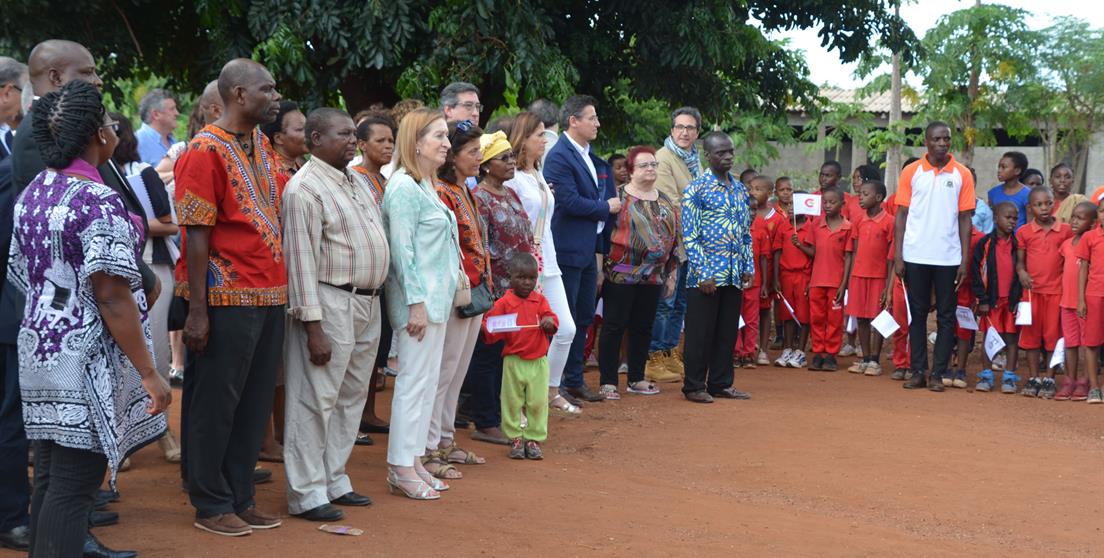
left=174, top=125, right=288, bottom=307
left=847, top=210, right=894, bottom=279
left=1015, top=220, right=1073, bottom=295
left=1076, top=228, right=1104, bottom=298
left=750, top=218, right=770, bottom=288
left=778, top=217, right=813, bottom=273
left=809, top=216, right=853, bottom=288
left=482, top=289, right=559, bottom=359
left=1060, top=236, right=1082, bottom=309
left=994, top=237, right=1015, bottom=298
left=844, top=192, right=865, bottom=223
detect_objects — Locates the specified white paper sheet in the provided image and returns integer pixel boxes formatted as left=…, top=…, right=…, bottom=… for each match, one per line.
left=1049, top=338, right=1066, bottom=368
left=486, top=313, right=520, bottom=333
left=956, top=305, right=979, bottom=330
left=871, top=309, right=900, bottom=338
left=984, top=327, right=1006, bottom=361
left=1015, top=300, right=1032, bottom=326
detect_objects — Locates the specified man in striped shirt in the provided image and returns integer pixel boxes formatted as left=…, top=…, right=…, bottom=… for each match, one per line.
left=282, top=108, right=390, bottom=522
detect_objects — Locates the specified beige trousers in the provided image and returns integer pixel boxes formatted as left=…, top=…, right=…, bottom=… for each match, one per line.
left=426, top=311, right=482, bottom=450
left=284, top=285, right=381, bottom=514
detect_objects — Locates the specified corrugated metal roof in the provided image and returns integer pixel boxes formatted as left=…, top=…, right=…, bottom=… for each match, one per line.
left=814, top=87, right=916, bottom=114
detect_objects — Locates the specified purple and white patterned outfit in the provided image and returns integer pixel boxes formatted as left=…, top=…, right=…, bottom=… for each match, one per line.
left=7, top=161, right=166, bottom=480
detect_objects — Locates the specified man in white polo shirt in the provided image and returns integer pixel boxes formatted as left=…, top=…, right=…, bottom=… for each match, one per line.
left=893, top=121, right=976, bottom=392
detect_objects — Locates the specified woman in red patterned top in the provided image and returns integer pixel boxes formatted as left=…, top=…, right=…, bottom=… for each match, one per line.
left=422, top=120, right=489, bottom=479
left=351, top=113, right=397, bottom=441
left=598, top=146, right=682, bottom=400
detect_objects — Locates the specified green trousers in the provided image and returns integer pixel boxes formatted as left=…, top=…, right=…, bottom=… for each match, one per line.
left=500, top=355, right=550, bottom=442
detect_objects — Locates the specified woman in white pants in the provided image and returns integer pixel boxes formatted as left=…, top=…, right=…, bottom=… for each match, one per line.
left=382, top=108, right=459, bottom=500
left=504, top=112, right=580, bottom=415
left=423, top=120, right=490, bottom=479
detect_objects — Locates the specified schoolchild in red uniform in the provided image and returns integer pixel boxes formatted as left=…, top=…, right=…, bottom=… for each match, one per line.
left=1076, top=202, right=1104, bottom=404
left=844, top=180, right=893, bottom=376
left=1055, top=202, right=1097, bottom=400
left=797, top=188, right=852, bottom=371
left=971, top=202, right=1024, bottom=393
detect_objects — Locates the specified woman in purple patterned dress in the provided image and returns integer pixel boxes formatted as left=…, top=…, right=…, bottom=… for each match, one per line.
left=8, top=81, right=171, bottom=557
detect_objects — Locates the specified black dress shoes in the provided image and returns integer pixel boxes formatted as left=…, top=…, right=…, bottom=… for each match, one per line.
left=0, top=525, right=30, bottom=550
left=83, top=533, right=137, bottom=558
left=332, top=491, right=372, bottom=506
left=359, top=422, right=389, bottom=434
left=253, top=467, right=273, bottom=484
left=89, top=510, right=119, bottom=527
left=294, top=503, right=344, bottom=522
left=354, top=432, right=374, bottom=446
left=903, top=371, right=927, bottom=389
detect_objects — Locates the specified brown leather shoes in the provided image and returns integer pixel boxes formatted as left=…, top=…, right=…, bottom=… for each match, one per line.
left=237, top=507, right=282, bottom=529
left=194, top=513, right=252, bottom=537
left=684, top=390, right=714, bottom=404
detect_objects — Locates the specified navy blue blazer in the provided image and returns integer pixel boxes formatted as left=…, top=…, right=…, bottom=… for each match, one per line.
left=544, top=133, right=617, bottom=269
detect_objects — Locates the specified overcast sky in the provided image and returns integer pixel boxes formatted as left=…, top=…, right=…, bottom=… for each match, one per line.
left=768, top=0, right=1104, bottom=89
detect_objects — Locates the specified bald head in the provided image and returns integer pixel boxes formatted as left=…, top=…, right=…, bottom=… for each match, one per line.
left=199, top=79, right=223, bottom=123
left=27, top=39, right=101, bottom=95
left=216, top=58, right=280, bottom=126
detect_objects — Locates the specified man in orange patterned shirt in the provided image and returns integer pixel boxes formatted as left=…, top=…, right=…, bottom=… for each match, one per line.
left=174, top=58, right=288, bottom=537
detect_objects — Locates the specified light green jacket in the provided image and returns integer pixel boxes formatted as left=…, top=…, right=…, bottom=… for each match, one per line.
left=382, top=168, right=461, bottom=327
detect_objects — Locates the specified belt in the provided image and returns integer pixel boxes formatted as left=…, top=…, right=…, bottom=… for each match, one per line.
left=324, top=283, right=382, bottom=297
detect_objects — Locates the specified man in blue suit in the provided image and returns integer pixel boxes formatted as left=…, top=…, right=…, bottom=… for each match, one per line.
left=544, top=95, right=621, bottom=403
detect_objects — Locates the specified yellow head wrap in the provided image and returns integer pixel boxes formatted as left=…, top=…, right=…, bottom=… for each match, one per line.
left=480, top=131, right=512, bottom=164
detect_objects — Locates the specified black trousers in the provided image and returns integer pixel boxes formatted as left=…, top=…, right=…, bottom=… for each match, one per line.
left=682, top=286, right=743, bottom=394
left=905, top=263, right=958, bottom=377
left=599, top=282, right=663, bottom=386
left=187, top=305, right=284, bottom=518
left=464, top=331, right=504, bottom=430
left=375, top=292, right=393, bottom=370
left=29, top=441, right=106, bottom=558
left=0, top=343, right=30, bottom=532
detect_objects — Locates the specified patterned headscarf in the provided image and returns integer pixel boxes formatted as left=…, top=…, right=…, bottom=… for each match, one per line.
left=664, top=135, right=701, bottom=179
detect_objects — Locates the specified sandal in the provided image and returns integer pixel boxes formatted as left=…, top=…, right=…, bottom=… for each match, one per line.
left=442, top=442, right=485, bottom=465
left=420, top=455, right=462, bottom=479
left=626, top=381, right=659, bottom=395
left=599, top=384, right=621, bottom=400
left=549, top=394, right=581, bottom=416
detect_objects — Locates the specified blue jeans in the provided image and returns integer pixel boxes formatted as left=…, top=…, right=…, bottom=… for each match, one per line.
left=559, top=259, right=598, bottom=389
left=649, top=262, right=687, bottom=352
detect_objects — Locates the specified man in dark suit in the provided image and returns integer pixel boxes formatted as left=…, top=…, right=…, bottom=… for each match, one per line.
left=543, top=95, right=620, bottom=404
left=0, top=57, right=27, bottom=163
left=7, top=39, right=145, bottom=558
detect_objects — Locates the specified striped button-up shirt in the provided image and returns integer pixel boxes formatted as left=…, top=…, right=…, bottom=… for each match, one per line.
left=283, top=157, right=390, bottom=322
left=682, top=168, right=754, bottom=288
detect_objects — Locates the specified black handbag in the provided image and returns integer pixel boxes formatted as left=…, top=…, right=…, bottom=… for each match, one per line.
left=457, top=274, right=493, bottom=318
left=167, top=295, right=188, bottom=331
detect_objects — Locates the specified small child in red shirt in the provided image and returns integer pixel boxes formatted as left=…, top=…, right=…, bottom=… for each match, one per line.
left=1076, top=202, right=1104, bottom=404
left=776, top=206, right=812, bottom=369
left=971, top=202, right=1024, bottom=393
left=945, top=225, right=985, bottom=389
left=482, top=254, right=559, bottom=459
left=795, top=188, right=852, bottom=371
left=736, top=177, right=782, bottom=367
left=1015, top=186, right=1073, bottom=398
left=844, top=180, right=893, bottom=376
left=1056, top=202, right=1097, bottom=400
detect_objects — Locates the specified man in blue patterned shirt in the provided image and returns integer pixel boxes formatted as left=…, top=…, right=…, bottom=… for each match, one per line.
left=680, top=132, right=754, bottom=403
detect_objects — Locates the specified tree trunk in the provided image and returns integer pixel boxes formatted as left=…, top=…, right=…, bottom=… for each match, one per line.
left=887, top=49, right=903, bottom=194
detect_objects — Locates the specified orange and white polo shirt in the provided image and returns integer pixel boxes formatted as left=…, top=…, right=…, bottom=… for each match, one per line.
left=896, top=153, right=976, bottom=266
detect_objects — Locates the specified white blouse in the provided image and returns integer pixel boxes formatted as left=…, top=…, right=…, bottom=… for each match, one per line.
left=505, top=169, right=561, bottom=277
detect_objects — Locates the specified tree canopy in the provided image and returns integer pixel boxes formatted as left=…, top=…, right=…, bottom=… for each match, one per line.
left=0, top=0, right=915, bottom=149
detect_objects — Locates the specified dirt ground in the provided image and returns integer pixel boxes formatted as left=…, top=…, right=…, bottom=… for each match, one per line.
left=4, top=356, right=1104, bottom=558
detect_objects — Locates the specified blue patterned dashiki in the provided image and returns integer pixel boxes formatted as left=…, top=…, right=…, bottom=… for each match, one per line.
left=681, top=168, right=755, bottom=288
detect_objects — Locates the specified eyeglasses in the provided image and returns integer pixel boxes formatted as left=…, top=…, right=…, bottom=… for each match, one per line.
left=101, top=121, right=119, bottom=134
left=635, top=162, right=659, bottom=169
left=673, top=124, right=699, bottom=133
left=5, top=83, right=21, bottom=92
left=492, top=151, right=517, bottom=162
left=456, top=102, right=483, bottom=113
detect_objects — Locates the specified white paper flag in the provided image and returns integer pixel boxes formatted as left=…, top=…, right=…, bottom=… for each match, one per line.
left=778, top=294, right=801, bottom=327
left=984, top=327, right=1006, bottom=361
left=1015, top=300, right=1032, bottom=326
left=793, top=193, right=822, bottom=216
left=955, top=306, right=979, bottom=331
left=901, top=280, right=911, bottom=325
left=739, top=315, right=746, bottom=329
left=1049, top=338, right=1066, bottom=369
left=485, top=313, right=521, bottom=333
left=871, top=310, right=900, bottom=338
left=845, top=316, right=857, bottom=334
left=595, top=298, right=604, bottom=318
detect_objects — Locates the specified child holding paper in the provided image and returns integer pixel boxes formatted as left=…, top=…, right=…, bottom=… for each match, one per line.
left=1055, top=203, right=1097, bottom=400
left=801, top=188, right=852, bottom=371
left=946, top=225, right=985, bottom=389
left=736, top=177, right=783, bottom=367
left=1076, top=202, right=1104, bottom=404
left=1015, top=187, right=1072, bottom=398
left=482, top=254, right=559, bottom=459
left=776, top=202, right=812, bottom=368
left=971, top=202, right=1024, bottom=393
left=844, top=180, right=893, bottom=376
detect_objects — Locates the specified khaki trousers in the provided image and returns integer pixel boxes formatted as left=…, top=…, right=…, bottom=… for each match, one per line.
left=284, top=285, right=381, bottom=514
left=426, top=311, right=481, bottom=450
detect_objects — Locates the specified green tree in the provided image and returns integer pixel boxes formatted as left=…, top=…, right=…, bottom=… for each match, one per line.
left=0, top=0, right=916, bottom=150
left=915, top=3, right=1040, bottom=166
